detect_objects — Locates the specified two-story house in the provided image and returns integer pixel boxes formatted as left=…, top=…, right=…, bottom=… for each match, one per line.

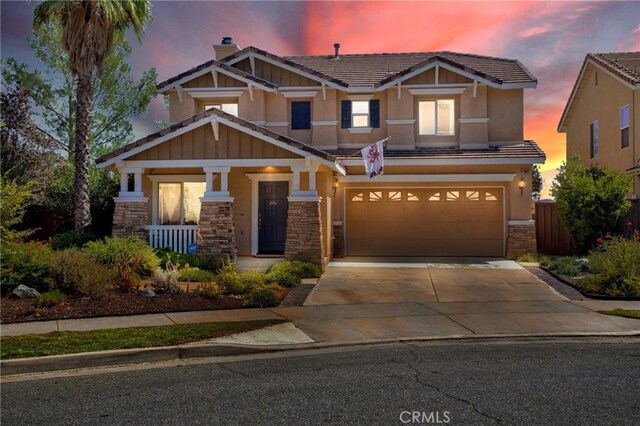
left=558, top=52, right=640, bottom=199
left=97, top=38, right=545, bottom=266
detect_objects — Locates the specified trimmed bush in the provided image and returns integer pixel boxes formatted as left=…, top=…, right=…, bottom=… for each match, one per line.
left=48, top=249, right=114, bottom=298
left=545, top=257, right=581, bottom=277
left=155, top=249, right=223, bottom=273
left=265, top=269, right=300, bottom=288
left=84, top=236, right=159, bottom=292
left=50, top=230, right=98, bottom=250
left=179, top=267, right=216, bottom=283
left=582, top=237, right=640, bottom=297
left=192, top=281, right=222, bottom=299
left=243, top=288, right=279, bottom=308
left=36, top=290, right=65, bottom=308
left=239, top=271, right=267, bottom=293
left=1, top=241, right=53, bottom=294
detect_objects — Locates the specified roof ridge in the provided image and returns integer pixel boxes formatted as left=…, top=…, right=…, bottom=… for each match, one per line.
left=284, top=50, right=521, bottom=63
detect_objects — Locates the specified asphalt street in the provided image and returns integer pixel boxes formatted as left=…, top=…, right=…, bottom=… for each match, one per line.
left=2, top=338, right=639, bottom=425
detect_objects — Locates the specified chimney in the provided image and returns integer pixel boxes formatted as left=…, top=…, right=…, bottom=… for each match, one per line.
left=333, top=43, right=340, bottom=59
left=213, top=36, right=241, bottom=60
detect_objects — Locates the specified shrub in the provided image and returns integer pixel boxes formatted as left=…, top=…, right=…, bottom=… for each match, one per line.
left=192, top=281, right=222, bottom=299
left=516, top=253, right=538, bottom=263
left=48, top=249, right=114, bottom=298
left=152, top=255, right=181, bottom=294
left=0, top=176, right=36, bottom=244
left=551, top=158, right=632, bottom=253
left=179, top=267, right=216, bottom=282
left=243, top=288, right=279, bottom=308
left=265, top=260, right=321, bottom=288
left=36, top=290, right=65, bottom=308
left=0, top=241, right=53, bottom=294
left=583, top=237, right=640, bottom=297
left=50, top=230, right=98, bottom=250
left=545, top=257, right=580, bottom=277
left=216, top=259, right=244, bottom=295
left=84, top=236, right=159, bottom=292
left=154, top=249, right=223, bottom=273
left=238, top=271, right=266, bottom=293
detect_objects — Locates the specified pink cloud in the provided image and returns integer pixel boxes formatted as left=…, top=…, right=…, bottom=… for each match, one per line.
left=519, top=26, right=551, bottom=39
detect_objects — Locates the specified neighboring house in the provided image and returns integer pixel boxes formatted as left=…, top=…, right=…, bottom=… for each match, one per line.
left=97, top=38, right=545, bottom=265
left=558, top=52, right=640, bottom=199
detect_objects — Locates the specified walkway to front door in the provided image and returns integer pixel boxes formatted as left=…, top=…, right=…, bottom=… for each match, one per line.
left=258, top=181, right=288, bottom=254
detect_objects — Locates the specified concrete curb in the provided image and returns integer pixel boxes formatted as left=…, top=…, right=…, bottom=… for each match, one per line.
left=2, top=331, right=639, bottom=377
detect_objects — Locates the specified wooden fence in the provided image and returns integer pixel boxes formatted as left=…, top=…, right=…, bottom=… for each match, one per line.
left=535, top=200, right=640, bottom=255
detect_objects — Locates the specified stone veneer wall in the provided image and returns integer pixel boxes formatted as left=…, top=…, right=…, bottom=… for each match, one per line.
left=285, top=201, right=325, bottom=269
left=332, top=222, right=345, bottom=258
left=506, top=223, right=536, bottom=259
left=198, top=200, right=237, bottom=259
left=112, top=200, right=148, bottom=239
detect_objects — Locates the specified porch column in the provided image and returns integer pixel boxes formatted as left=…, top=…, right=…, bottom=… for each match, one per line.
left=113, top=167, right=147, bottom=239
left=199, top=167, right=236, bottom=259
left=285, top=164, right=324, bottom=269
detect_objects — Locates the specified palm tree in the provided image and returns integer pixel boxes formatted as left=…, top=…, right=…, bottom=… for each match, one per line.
left=33, top=0, right=152, bottom=231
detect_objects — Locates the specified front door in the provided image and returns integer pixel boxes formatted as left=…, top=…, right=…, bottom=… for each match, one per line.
left=258, top=181, right=288, bottom=254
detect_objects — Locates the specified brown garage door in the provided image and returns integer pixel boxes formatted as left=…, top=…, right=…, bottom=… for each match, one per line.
left=346, top=188, right=504, bottom=257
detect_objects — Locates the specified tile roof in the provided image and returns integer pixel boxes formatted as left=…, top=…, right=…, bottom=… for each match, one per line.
left=96, top=108, right=336, bottom=165
left=588, top=52, right=640, bottom=85
left=284, top=51, right=537, bottom=87
left=159, top=46, right=537, bottom=91
left=325, top=141, right=545, bottom=160
left=157, top=58, right=278, bottom=91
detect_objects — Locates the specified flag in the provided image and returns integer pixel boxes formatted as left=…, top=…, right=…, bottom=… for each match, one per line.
left=361, top=139, right=384, bottom=179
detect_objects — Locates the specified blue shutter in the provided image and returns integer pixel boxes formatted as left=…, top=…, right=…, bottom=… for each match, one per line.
left=291, top=101, right=311, bottom=130
left=370, top=99, right=380, bottom=128
left=341, top=101, right=351, bottom=128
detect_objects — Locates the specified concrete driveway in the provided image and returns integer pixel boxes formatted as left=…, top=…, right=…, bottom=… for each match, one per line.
left=305, top=257, right=566, bottom=306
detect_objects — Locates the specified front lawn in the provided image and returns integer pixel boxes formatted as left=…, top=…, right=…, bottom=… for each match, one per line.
left=0, top=319, right=285, bottom=359
left=598, top=309, right=640, bottom=320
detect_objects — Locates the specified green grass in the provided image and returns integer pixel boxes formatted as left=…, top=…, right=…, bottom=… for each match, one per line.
left=598, top=309, right=640, bottom=320
left=0, top=319, right=285, bottom=360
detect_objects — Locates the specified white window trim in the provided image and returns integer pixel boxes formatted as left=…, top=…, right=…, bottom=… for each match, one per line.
left=590, top=120, right=599, bottom=159
left=148, top=175, right=207, bottom=225
left=246, top=173, right=293, bottom=256
left=418, top=99, right=455, bottom=136
left=350, top=100, right=370, bottom=129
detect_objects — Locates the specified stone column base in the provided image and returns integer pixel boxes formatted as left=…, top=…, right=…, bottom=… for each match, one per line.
left=332, top=221, right=345, bottom=258
left=198, top=199, right=237, bottom=259
left=285, top=198, right=325, bottom=269
left=112, top=198, right=148, bottom=240
left=506, top=221, right=536, bottom=259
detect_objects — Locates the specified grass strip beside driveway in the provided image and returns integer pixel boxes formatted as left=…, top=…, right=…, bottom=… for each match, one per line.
left=1, top=319, right=286, bottom=360
left=598, top=309, right=640, bottom=320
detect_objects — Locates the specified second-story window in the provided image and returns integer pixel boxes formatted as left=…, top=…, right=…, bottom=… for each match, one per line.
left=341, top=100, right=380, bottom=129
left=418, top=100, right=455, bottom=136
left=590, top=120, right=599, bottom=159
left=205, top=103, right=238, bottom=117
left=621, top=105, right=629, bottom=149
left=291, top=101, right=311, bottom=130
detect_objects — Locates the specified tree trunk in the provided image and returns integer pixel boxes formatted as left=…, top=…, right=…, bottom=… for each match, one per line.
left=73, top=73, right=92, bottom=231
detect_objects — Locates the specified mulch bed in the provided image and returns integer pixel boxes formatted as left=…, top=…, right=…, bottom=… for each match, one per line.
left=1, top=293, right=244, bottom=324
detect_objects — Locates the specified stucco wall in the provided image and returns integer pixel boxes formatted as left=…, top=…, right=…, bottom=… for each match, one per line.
left=487, top=88, right=523, bottom=142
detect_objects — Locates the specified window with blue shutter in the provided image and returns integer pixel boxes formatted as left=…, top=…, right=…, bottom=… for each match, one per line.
left=341, top=100, right=351, bottom=128
left=370, top=99, right=380, bottom=128
left=291, top=101, right=311, bottom=130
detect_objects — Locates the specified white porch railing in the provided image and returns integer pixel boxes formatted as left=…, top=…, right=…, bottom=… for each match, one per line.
left=145, top=225, right=198, bottom=254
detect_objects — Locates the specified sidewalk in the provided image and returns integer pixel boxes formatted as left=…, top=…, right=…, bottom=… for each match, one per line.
left=2, top=299, right=639, bottom=339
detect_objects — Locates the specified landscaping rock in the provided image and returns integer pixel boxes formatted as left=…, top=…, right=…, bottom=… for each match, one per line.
left=10, top=285, right=41, bottom=299
left=574, top=258, right=589, bottom=266
left=138, top=287, right=156, bottom=298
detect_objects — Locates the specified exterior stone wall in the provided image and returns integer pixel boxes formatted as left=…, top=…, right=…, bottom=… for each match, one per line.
left=198, top=200, right=237, bottom=259
left=112, top=199, right=148, bottom=239
left=332, top=222, right=345, bottom=258
left=506, top=223, right=537, bottom=259
left=285, top=201, right=325, bottom=269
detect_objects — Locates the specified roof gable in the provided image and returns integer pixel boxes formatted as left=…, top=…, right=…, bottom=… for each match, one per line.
left=558, top=52, right=639, bottom=132
left=96, top=108, right=343, bottom=173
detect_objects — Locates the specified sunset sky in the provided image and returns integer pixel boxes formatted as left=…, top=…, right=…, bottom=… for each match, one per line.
left=2, top=1, right=639, bottom=197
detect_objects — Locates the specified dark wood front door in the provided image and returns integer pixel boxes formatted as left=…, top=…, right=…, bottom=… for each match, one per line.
left=258, top=181, right=288, bottom=254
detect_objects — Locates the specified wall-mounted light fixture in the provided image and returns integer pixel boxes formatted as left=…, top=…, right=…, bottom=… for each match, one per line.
left=332, top=178, right=339, bottom=197
left=518, top=177, right=525, bottom=196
